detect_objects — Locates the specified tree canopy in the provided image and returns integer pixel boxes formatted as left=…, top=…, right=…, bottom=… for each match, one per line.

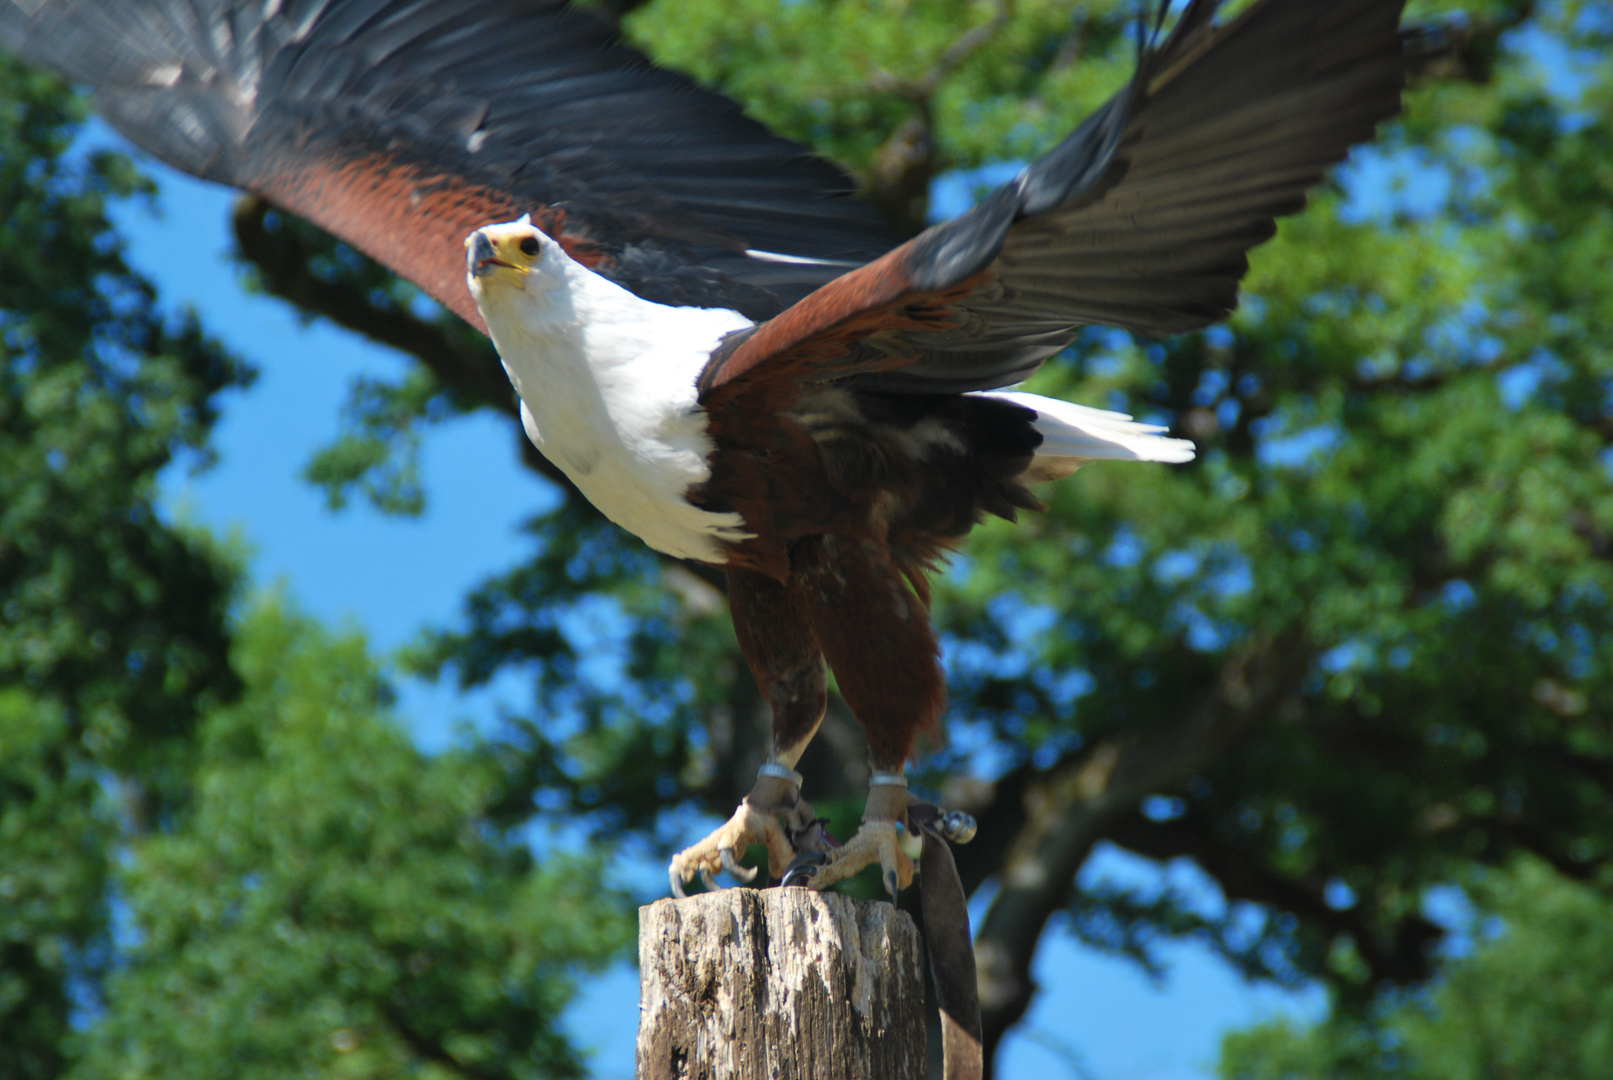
left=3, top=0, right=1612, bottom=1077
left=1219, top=860, right=1613, bottom=1080
left=0, top=52, right=245, bottom=1077
left=0, top=56, right=622, bottom=1080
left=76, top=601, right=628, bottom=1080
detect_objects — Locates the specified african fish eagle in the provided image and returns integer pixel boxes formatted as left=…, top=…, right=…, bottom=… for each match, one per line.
left=1, top=0, right=1410, bottom=898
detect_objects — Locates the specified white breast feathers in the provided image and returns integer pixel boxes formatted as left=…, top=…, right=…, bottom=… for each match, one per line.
left=468, top=221, right=754, bottom=564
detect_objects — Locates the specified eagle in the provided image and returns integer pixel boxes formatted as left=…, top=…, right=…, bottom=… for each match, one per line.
left=2, top=0, right=1409, bottom=900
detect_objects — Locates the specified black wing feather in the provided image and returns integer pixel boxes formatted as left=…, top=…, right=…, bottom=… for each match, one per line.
left=0, top=0, right=902, bottom=322
left=853, top=0, right=1409, bottom=393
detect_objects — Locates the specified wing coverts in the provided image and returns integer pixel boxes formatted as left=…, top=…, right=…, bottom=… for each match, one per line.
left=0, top=0, right=903, bottom=324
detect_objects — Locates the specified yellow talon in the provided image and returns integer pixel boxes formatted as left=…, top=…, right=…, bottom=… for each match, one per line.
left=782, top=820, right=914, bottom=897
left=668, top=800, right=796, bottom=896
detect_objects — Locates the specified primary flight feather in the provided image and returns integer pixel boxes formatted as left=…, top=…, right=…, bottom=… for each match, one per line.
left=0, top=0, right=1408, bottom=902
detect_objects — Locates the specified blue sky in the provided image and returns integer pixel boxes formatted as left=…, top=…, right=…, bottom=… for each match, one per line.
left=114, top=151, right=1324, bottom=1080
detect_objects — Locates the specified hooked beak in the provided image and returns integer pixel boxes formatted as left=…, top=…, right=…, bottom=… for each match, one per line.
left=467, top=230, right=518, bottom=277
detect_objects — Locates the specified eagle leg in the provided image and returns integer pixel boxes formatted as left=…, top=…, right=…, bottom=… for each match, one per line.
left=668, top=765, right=823, bottom=897
left=781, top=772, right=916, bottom=898
left=769, top=532, right=949, bottom=897
left=663, top=566, right=836, bottom=899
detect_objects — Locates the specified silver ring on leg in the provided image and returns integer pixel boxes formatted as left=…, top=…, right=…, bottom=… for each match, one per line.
left=757, top=762, right=804, bottom=787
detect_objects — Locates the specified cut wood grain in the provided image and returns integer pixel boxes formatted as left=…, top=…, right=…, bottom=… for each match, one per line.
left=637, top=888, right=927, bottom=1079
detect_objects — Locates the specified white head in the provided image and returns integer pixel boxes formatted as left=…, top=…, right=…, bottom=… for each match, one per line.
left=464, top=215, right=571, bottom=309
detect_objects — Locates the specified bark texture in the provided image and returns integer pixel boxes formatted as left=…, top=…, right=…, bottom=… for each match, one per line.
left=638, top=889, right=926, bottom=1080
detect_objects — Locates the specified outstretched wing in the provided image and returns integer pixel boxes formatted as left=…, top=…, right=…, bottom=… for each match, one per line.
left=0, top=0, right=903, bottom=327
left=699, top=0, right=1408, bottom=401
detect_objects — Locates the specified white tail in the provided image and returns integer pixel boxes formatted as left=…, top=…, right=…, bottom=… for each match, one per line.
left=972, top=391, right=1195, bottom=482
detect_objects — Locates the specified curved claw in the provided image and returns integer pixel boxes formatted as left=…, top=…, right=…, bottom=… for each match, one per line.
left=700, top=868, right=719, bottom=892
left=879, top=834, right=906, bottom=900
left=720, top=846, right=757, bottom=883
left=940, top=810, right=978, bottom=845
left=670, top=867, right=688, bottom=900
left=781, top=849, right=829, bottom=888
left=780, top=820, right=913, bottom=897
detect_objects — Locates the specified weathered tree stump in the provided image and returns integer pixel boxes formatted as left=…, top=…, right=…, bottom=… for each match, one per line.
left=637, top=888, right=927, bottom=1079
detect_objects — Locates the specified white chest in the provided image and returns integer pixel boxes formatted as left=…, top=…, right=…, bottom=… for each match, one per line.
left=475, top=264, right=754, bottom=564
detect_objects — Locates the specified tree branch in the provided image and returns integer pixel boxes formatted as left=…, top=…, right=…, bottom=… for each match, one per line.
left=382, top=1004, right=502, bottom=1080
left=1404, top=2, right=1539, bottom=86
left=1103, top=810, right=1442, bottom=988
left=973, top=635, right=1309, bottom=1071
left=863, top=0, right=1014, bottom=235
left=869, top=0, right=1014, bottom=104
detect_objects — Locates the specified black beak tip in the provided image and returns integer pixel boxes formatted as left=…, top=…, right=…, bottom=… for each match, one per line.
left=468, top=231, right=497, bottom=275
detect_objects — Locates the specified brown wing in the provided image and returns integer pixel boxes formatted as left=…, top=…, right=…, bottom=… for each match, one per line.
left=699, top=0, right=1409, bottom=402
left=0, top=0, right=903, bottom=330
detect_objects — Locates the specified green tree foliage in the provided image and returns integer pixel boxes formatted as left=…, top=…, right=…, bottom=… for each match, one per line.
left=0, top=55, right=623, bottom=1080
left=0, top=65, right=247, bottom=783
left=75, top=601, right=628, bottom=1080
left=0, top=56, right=247, bottom=1078
left=1219, top=860, right=1613, bottom=1080
left=0, top=690, right=114, bottom=1080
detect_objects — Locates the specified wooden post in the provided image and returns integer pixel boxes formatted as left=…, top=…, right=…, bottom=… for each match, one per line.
left=637, top=889, right=927, bottom=1079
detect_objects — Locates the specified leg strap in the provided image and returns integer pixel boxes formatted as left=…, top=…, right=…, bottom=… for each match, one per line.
left=863, top=776, right=913, bottom=823
left=744, top=765, right=829, bottom=854
left=757, top=762, right=804, bottom=786
left=745, top=767, right=801, bottom=815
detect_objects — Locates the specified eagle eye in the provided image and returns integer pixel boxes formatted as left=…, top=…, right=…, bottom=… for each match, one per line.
left=519, top=236, right=541, bottom=258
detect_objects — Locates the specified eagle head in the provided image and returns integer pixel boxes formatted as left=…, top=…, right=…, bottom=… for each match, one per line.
left=465, top=216, right=554, bottom=295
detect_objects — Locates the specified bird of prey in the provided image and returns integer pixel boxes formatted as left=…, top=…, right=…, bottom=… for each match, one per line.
left=2, top=0, right=1408, bottom=899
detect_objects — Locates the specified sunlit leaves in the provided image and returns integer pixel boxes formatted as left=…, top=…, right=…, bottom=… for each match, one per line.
left=75, top=602, right=629, bottom=1080
left=1220, top=861, right=1613, bottom=1080
left=0, top=58, right=248, bottom=1076
left=623, top=0, right=1139, bottom=186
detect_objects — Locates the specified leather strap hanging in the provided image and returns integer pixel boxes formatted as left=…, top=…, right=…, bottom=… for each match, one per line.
left=907, top=800, right=982, bottom=1080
